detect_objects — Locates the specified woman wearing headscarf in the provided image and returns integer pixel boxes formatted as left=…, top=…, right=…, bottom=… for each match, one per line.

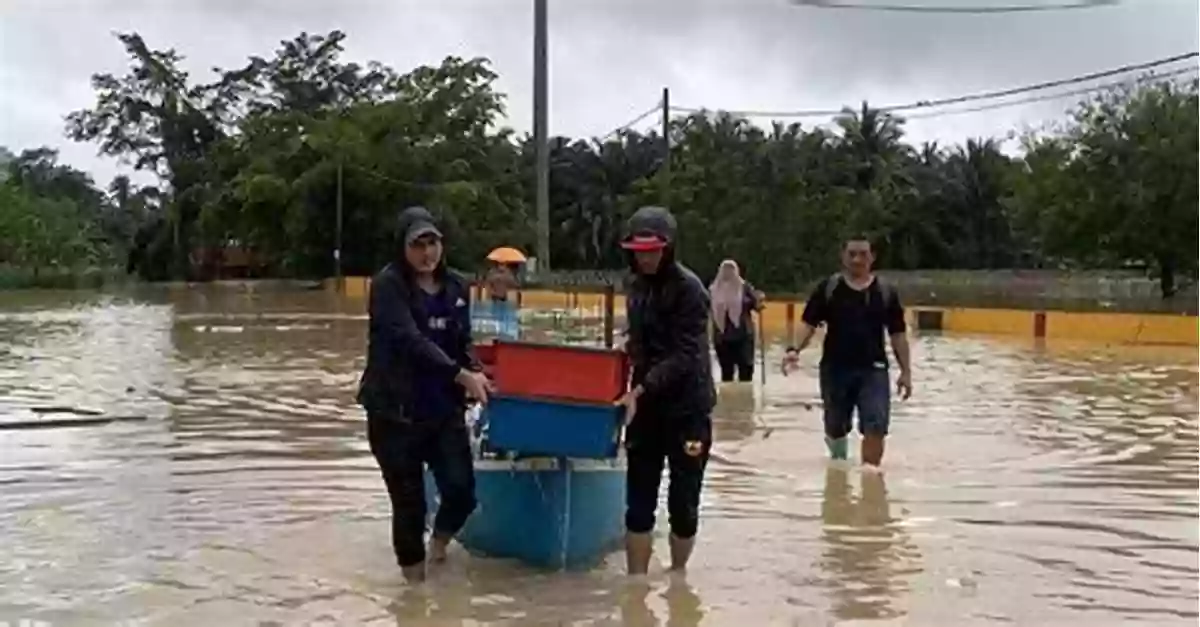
left=709, top=259, right=765, bottom=382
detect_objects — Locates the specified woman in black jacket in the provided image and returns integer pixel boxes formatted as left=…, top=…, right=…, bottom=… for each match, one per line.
left=615, top=205, right=717, bottom=575
left=356, top=206, right=491, bottom=583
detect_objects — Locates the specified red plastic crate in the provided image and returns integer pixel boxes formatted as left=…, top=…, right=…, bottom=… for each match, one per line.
left=473, top=342, right=498, bottom=378
left=492, top=341, right=629, bottom=403
left=474, top=342, right=497, bottom=366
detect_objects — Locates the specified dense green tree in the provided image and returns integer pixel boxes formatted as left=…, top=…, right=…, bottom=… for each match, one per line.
left=10, top=28, right=1186, bottom=300
left=65, top=32, right=227, bottom=278
left=0, top=181, right=99, bottom=274
left=64, top=30, right=526, bottom=280
left=0, top=147, right=125, bottom=274
left=1011, top=78, right=1199, bottom=297
left=5, top=147, right=106, bottom=214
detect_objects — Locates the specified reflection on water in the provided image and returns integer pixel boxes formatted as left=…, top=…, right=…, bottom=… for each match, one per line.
left=713, top=382, right=759, bottom=445
left=819, top=467, right=919, bottom=623
left=0, top=289, right=1197, bottom=626
left=619, top=576, right=705, bottom=627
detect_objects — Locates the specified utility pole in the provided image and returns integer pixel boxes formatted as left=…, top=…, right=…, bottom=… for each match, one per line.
left=533, top=0, right=550, bottom=272
left=335, top=159, right=344, bottom=292
left=660, top=86, right=671, bottom=203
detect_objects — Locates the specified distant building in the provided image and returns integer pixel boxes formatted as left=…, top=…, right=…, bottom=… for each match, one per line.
left=190, top=239, right=266, bottom=280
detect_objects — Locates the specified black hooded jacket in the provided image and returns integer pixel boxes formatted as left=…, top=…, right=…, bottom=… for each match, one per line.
left=356, top=206, right=481, bottom=419
left=624, top=206, right=716, bottom=431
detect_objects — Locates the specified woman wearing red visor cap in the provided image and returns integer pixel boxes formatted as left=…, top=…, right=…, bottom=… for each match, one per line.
left=614, top=205, right=716, bottom=575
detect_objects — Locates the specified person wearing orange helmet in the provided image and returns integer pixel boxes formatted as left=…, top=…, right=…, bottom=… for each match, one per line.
left=474, top=251, right=522, bottom=340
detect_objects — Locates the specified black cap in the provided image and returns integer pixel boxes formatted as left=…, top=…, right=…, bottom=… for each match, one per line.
left=623, top=205, right=677, bottom=246
left=396, top=206, right=443, bottom=246
left=404, top=221, right=442, bottom=245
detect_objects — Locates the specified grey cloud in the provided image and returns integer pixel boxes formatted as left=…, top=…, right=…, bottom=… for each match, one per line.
left=1, top=0, right=1195, bottom=184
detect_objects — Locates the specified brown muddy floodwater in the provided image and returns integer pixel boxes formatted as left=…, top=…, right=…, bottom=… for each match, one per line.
left=0, top=287, right=1196, bottom=626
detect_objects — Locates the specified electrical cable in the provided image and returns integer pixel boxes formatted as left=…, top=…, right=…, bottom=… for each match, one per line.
left=598, top=103, right=662, bottom=141
left=789, top=0, right=1118, bottom=14
left=902, top=65, right=1198, bottom=120
left=670, top=51, right=1198, bottom=119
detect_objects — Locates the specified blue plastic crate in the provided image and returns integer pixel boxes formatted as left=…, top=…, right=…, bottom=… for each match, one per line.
left=484, top=394, right=622, bottom=459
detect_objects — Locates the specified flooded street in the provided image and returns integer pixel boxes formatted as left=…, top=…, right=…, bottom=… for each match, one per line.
left=1, top=288, right=1196, bottom=626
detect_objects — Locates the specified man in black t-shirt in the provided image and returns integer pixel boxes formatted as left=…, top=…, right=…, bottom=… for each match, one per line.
left=782, top=236, right=912, bottom=467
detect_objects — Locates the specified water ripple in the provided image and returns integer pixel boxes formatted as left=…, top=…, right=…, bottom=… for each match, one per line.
left=0, top=292, right=1196, bottom=625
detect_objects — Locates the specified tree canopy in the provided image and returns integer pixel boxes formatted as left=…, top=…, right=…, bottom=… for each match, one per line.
left=2, top=29, right=1194, bottom=297
left=0, top=147, right=129, bottom=277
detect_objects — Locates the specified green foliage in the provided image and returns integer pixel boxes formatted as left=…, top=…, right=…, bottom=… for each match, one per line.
left=0, top=143, right=159, bottom=285
left=37, top=28, right=1197, bottom=301
left=611, top=108, right=1034, bottom=291
left=1011, top=77, right=1199, bottom=297
left=63, top=30, right=526, bottom=280
left=0, top=264, right=126, bottom=290
left=0, top=181, right=99, bottom=273
left=0, top=147, right=133, bottom=279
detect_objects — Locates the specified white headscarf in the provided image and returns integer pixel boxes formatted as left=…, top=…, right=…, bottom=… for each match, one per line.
left=710, top=259, right=745, bottom=332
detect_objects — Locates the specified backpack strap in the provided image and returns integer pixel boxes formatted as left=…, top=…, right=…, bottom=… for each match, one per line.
left=825, top=273, right=896, bottom=308
left=823, top=273, right=842, bottom=302
left=874, top=275, right=896, bottom=309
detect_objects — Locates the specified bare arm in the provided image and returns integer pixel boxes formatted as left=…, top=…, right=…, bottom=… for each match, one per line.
left=885, top=289, right=913, bottom=398
left=791, top=281, right=827, bottom=353
left=782, top=283, right=825, bottom=374
left=890, top=331, right=911, bottom=375
left=884, top=288, right=909, bottom=374
left=794, top=323, right=818, bottom=351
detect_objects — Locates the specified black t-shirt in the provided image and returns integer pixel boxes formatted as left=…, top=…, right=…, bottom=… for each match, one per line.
left=801, top=276, right=906, bottom=370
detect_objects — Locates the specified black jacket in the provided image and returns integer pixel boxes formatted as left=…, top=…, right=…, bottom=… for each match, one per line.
left=356, top=210, right=480, bottom=420
left=624, top=206, right=716, bottom=431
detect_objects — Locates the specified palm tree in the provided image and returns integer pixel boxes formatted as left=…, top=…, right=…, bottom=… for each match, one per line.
left=942, top=138, right=1016, bottom=268
left=835, top=101, right=910, bottom=191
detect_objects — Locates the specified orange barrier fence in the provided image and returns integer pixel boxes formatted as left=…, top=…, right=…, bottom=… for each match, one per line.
left=332, top=278, right=1197, bottom=347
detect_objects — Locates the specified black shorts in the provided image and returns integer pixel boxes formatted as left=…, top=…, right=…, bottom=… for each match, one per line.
left=819, top=365, right=891, bottom=438
left=623, top=412, right=711, bottom=539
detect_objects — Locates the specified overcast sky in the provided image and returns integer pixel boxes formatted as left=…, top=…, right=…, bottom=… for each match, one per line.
left=1, top=0, right=1196, bottom=186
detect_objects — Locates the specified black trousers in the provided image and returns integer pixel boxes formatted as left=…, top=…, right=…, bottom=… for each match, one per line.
left=366, top=412, right=477, bottom=567
left=624, top=413, right=712, bottom=539
left=714, top=335, right=754, bottom=382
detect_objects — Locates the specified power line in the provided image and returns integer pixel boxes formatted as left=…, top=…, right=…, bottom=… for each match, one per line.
left=671, top=51, right=1198, bottom=119
left=789, top=0, right=1118, bottom=14
left=903, top=66, right=1198, bottom=120
left=598, top=103, right=661, bottom=142
left=664, top=65, right=1196, bottom=127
